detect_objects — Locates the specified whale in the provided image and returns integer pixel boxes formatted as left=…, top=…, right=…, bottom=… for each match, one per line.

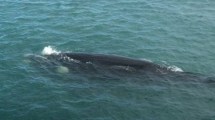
left=40, top=52, right=180, bottom=74
left=25, top=51, right=215, bottom=83
left=25, top=46, right=180, bottom=74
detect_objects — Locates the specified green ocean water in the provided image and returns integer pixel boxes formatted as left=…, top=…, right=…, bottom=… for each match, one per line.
left=0, top=0, right=215, bottom=120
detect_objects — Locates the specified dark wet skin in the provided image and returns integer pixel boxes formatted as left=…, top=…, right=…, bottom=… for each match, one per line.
left=45, top=52, right=172, bottom=74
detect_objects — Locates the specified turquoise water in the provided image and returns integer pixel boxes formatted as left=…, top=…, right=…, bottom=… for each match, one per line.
left=1, top=0, right=215, bottom=120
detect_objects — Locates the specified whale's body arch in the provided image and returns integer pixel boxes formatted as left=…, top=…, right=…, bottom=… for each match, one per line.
left=44, top=52, right=173, bottom=73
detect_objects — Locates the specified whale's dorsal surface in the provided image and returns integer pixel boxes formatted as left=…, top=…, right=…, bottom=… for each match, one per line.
left=44, top=52, right=169, bottom=73
left=63, top=53, right=152, bottom=67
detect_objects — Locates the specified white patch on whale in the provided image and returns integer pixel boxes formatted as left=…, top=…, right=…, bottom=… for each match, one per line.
left=167, top=65, right=183, bottom=72
left=56, top=66, right=69, bottom=74
left=161, top=61, right=183, bottom=72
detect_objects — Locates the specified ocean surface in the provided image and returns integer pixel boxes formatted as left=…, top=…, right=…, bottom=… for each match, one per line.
left=1, top=0, right=215, bottom=120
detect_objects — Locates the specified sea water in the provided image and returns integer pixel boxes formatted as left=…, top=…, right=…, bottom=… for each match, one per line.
left=0, top=0, right=215, bottom=120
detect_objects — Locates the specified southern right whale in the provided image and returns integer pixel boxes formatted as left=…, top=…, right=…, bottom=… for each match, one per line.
left=44, top=52, right=178, bottom=74
left=25, top=46, right=183, bottom=74
left=25, top=46, right=215, bottom=83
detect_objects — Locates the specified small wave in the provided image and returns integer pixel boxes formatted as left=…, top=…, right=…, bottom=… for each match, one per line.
left=41, top=46, right=60, bottom=55
left=167, top=65, right=183, bottom=72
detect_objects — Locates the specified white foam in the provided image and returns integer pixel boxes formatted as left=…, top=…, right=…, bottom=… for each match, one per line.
left=41, top=46, right=60, bottom=55
left=167, top=65, right=183, bottom=72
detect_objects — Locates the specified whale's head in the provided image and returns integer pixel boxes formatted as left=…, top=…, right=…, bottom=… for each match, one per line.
left=24, top=53, right=71, bottom=74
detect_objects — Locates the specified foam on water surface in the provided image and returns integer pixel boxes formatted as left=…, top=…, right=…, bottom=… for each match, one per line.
left=41, top=46, right=60, bottom=55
